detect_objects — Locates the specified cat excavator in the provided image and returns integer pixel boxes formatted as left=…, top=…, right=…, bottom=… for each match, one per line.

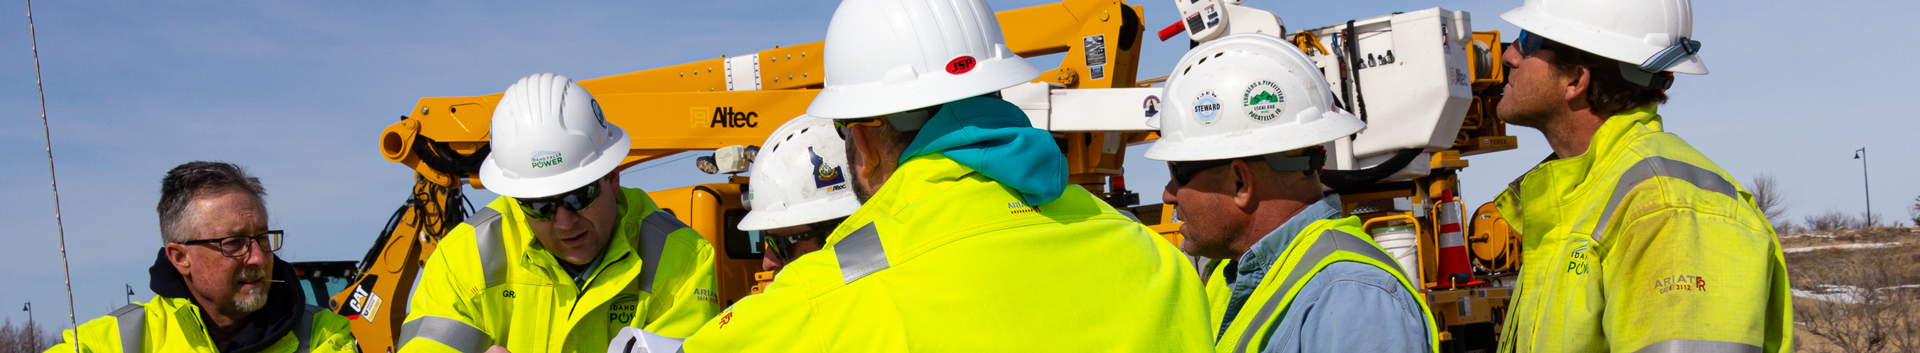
left=331, top=0, right=1525, bottom=352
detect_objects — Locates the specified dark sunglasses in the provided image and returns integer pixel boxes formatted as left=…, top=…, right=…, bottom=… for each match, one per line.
left=1513, top=30, right=1548, bottom=57
left=759, top=224, right=836, bottom=262
left=1167, top=158, right=1247, bottom=187
left=178, top=230, right=283, bottom=258
left=514, top=182, right=603, bottom=221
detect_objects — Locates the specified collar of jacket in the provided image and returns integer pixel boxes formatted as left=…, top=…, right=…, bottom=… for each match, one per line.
left=1495, top=105, right=1663, bottom=243
left=1236, top=195, right=1344, bottom=274
left=147, top=248, right=305, bottom=353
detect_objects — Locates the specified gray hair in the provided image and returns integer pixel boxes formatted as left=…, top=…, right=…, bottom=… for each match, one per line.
left=157, top=161, right=267, bottom=243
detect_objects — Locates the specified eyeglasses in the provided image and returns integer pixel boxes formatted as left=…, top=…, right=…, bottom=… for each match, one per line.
left=514, top=182, right=603, bottom=221
left=178, top=230, right=283, bottom=258
left=759, top=224, right=835, bottom=262
left=1167, top=158, right=1244, bottom=187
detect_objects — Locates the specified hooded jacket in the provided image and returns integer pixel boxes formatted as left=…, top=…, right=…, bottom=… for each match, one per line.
left=46, top=250, right=357, bottom=353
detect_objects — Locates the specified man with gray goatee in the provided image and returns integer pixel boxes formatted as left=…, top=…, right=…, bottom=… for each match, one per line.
left=47, top=161, right=357, bottom=353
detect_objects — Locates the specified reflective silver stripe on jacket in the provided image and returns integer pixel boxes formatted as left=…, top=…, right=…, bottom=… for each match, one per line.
left=1634, top=339, right=1762, bottom=353
left=398, top=316, right=490, bottom=353
left=1590, top=156, right=1739, bottom=242
left=637, top=211, right=685, bottom=293
left=1233, top=229, right=1404, bottom=352
left=292, top=305, right=318, bottom=353
left=110, top=303, right=143, bottom=353
left=465, top=208, right=509, bottom=288
left=835, top=223, right=889, bottom=284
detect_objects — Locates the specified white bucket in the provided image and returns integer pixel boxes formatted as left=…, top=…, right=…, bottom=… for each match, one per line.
left=1370, top=226, right=1420, bottom=277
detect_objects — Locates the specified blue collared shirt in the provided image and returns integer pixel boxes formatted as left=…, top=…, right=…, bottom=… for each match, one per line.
left=1215, top=195, right=1431, bottom=352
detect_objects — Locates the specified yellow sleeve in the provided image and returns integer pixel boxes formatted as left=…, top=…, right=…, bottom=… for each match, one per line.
left=1601, top=206, right=1787, bottom=352
left=680, top=287, right=823, bottom=353
left=310, top=310, right=362, bottom=353
left=396, top=225, right=493, bottom=353
left=45, top=315, right=120, bottom=353
left=640, top=228, right=723, bottom=337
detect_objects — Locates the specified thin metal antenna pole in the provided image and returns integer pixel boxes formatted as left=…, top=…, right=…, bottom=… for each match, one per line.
left=23, top=1, right=82, bottom=351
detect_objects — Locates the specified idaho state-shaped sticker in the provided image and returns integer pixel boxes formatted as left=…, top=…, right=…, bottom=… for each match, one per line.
left=946, top=56, right=977, bottom=75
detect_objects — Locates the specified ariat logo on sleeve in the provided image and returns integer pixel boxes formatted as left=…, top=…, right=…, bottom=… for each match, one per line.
left=1653, top=274, right=1708, bottom=294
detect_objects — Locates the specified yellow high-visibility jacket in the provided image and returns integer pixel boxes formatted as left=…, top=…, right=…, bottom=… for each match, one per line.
left=1494, top=106, right=1792, bottom=352
left=398, top=188, right=721, bottom=353
left=1204, top=216, right=1439, bottom=352
left=46, top=296, right=356, bottom=353
left=681, top=154, right=1215, bottom=352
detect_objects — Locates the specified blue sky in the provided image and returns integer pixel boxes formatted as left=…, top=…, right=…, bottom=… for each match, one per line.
left=3, top=0, right=1916, bottom=325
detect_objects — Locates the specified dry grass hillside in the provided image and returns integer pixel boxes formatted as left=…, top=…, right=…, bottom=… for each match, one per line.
left=1785, top=226, right=1920, bottom=353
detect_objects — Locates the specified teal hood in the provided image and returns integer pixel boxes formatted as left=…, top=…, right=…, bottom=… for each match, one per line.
left=899, top=96, right=1068, bottom=205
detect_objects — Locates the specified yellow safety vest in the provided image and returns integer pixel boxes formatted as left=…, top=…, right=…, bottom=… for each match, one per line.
left=1204, top=216, right=1440, bottom=352
left=1493, top=106, right=1792, bottom=352
left=46, top=296, right=356, bottom=353
left=682, top=154, right=1215, bottom=352
left=398, top=187, right=721, bottom=353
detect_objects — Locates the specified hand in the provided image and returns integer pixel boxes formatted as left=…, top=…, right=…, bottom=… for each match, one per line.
left=485, top=346, right=511, bottom=353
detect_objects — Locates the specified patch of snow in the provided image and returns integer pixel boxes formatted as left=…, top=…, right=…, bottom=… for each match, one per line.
left=1784, top=242, right=1903, bottom=253
left=1781, top=233, right=1838, bottom=239
left=1792, top=284, right=1920, bottom=303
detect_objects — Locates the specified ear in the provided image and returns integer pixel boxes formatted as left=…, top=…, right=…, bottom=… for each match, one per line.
left=1564, top=65, right=1592, bottom=105
left=165, top=243, right=192, bottom=275
left=1230, top=160, right=1257, bottom=209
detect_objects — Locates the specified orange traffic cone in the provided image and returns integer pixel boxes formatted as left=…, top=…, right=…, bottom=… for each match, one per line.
left=1431, top=190, right=1482, bottom=289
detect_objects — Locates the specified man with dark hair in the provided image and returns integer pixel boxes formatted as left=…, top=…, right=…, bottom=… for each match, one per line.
left=1493, top=0, right=1792, bottom=352
left=48, top=161, right=357, bottom=352
left=681, top=0, right=1212, bottom=350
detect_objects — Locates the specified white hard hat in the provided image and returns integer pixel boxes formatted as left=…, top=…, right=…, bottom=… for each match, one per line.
left=738, top=115, right=862, bottom=231
left=1501, top=0, right=1707, bottom=75
left=478, top=73, right=632, bottom=198
left=805, top=0, right=1042, bottom=120
left=1145, top=34, right=1364, bottom=162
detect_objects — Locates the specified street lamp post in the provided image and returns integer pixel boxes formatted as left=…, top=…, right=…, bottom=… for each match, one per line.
left=1856, top=148, right=1871, bottom=226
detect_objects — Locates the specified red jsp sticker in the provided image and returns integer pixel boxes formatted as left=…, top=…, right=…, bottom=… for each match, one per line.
left=717, top=312, right=733, bottom=328
left=945, top=56, right=977, bottom=75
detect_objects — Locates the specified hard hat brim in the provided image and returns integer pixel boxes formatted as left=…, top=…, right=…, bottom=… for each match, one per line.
left=737, top=195, right=863, bottom=231
left=806, top=57, right=1041, bottom=119
left=477, top=125, right=632, bottom=199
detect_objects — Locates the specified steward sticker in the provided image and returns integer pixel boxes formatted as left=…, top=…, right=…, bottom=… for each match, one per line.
left=1192, top=91, right=1221, bottom=125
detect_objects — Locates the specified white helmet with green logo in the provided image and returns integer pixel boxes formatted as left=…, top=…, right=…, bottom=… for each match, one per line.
left=478, top=73, right=632, bottom=198
left=1146, top=34, right=1364, bottom=162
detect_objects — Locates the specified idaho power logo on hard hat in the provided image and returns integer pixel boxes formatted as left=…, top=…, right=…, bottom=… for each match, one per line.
left=1193, top=91, right=1222, bottom=125
left=1242, top=80, right=1285, bottom=121
left=531, top=150, right=564, bottom=169
left=809, top=147, right=846, bottom=189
